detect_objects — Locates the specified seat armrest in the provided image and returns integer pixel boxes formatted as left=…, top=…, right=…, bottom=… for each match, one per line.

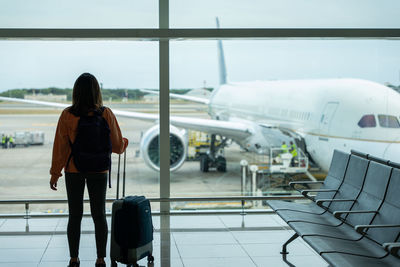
left=383, top=242, right=399, bottom=250
left=316, top=198, right=356, bottom=207
left=383, top=243, right=400, bottom=257
left=301, top=189, right=337, bottom=198
left=289, top=181, right=323, bottom=190
left=333, top=210, right=378, bottom=219
left=355, top=224, right=400, bottom=234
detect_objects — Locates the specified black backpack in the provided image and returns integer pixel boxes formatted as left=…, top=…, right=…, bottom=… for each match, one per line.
left=67, top=107, right=113, bottom=187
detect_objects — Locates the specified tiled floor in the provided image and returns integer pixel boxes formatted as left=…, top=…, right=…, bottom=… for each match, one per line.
left=0, top=214, right=328, bottom=267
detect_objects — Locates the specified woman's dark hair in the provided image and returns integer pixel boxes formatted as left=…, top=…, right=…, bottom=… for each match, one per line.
left=69, top=73, right=103, bottom=116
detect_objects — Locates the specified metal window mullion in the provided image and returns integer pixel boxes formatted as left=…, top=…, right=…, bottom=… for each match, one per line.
left=159, top=0, right=170, bottom=215
left=0, top=28, right=399, bottom=39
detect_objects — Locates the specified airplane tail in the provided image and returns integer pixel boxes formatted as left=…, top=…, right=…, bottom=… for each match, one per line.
left=216, top=17, right=227, bottom=85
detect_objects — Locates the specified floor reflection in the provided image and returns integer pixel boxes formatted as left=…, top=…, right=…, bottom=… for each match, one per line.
left=0, top=214, right=329, bottom=267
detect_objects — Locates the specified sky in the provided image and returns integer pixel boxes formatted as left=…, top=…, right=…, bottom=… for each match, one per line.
left=0, top=0, right=400, bottom=91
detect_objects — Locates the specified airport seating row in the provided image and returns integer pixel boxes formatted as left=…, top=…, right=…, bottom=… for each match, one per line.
left=267, top=150, right=400, bottom=267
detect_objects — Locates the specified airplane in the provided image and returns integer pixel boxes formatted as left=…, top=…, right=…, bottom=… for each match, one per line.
left=1, top=33, right=400, bottom=173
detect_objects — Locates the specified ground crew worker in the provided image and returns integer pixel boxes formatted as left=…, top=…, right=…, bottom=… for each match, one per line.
left=281, top=141, right=288, bottom=153
left=290, top=141, right=298, bottom=166
left=290, top=141, right=297, bottom=157
left=4, top=135, right=9, bottom=149
left=1, top=135, right=5, bottom=149
left=9, top=136, right=14, bottom=148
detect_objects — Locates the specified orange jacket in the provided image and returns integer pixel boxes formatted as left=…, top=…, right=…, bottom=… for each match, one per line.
left=50, top=107, right=127, bottom=180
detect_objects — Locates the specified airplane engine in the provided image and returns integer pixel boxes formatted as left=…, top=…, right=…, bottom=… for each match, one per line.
left=140, top=125, right=187, bottom=172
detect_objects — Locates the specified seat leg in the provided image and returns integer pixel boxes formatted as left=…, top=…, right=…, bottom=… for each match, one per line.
left=280, top=233, right=299, bottom=255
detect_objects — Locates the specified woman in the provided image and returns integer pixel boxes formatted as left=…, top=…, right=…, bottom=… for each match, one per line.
left=49, top=73, right=128, bottom=267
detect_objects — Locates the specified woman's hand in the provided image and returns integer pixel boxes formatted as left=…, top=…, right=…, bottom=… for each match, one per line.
left=50, top=176, right=59, bottom=191
left=123, top=137, right=129, bottom=151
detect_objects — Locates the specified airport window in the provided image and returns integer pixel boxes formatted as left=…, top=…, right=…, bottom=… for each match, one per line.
left=358, top=114, right=376, bottom=128
left=1, top=2, right=400, bottom=215
left=0, top=40, right=161, bottom=213
left=378, top=115, right=400, bottom=128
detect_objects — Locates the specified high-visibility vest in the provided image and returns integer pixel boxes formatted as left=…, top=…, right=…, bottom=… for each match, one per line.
left=281, top=144, right=288, bottom=153
left=291, top=144, right=298, bottom=157
left=9, top=137, right=14, bottom=143
left=1, top=136, right=5, bottom=144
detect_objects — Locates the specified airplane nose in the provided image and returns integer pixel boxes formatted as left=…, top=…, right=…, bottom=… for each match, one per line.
left=383, top=141, right=400, bottom=163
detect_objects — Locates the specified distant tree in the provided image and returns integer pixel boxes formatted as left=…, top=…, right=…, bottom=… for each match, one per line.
left=0, top=87, right=202, bottom=100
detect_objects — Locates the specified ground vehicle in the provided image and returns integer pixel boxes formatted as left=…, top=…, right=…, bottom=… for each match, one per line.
left=13, top=131, right=30, bottom=147
left=29, top=131, right=45, bottom=145
left=13, top=131, right=44, bottom=147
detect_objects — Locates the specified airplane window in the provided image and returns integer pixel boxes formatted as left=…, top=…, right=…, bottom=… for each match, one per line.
left=378, top=115, right=400, bottom=128
left=358, top=114, right=376, bottom=128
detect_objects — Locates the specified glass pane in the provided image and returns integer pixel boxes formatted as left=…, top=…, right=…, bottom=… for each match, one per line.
left=169, top=39, right=400, bottom=211
left=0, top=40, right=160, bottom=214
left=358, top=114, right=376, bottom=128
left=0, top=0, right=157, bottom=28
left=171, top=0, right=400, bottom=28
left=378, top=114, right=400, bottom=128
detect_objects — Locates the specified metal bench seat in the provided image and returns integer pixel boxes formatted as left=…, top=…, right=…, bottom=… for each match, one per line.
left=300, top=168, right=400, bottom=264
left=304, top=234, right=394, bottom=258
left=268, top=150, right=350, bottom=214
left=286, top=160, right=392, bottom=238
left=276, top=154, right=369, bottom=226
left=322, top=250, right=400, bottom=267
left=270, top=150, right=400, bottom=266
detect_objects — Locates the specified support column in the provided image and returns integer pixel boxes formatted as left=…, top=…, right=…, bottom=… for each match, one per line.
left=159, top=0, right=170, bottom=214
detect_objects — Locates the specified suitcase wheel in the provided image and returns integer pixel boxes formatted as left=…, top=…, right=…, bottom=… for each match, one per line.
left=147, top=255, right=154, bottom=263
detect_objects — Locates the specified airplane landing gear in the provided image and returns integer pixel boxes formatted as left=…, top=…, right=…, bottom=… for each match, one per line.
left=216, top=156, right=226, bottom=172
left=199, top=134, right=228, bottom=173
left=200, top=155, right=210, bottom=172
left=199, top=154, right=227, bottom=173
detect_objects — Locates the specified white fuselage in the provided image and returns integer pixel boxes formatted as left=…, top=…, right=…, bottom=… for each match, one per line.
left=209, top=78, right=400, bottom=171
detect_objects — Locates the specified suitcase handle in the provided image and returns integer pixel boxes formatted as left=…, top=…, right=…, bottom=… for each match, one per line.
left=116, top=153, right=121, bottom=199
left=116, top=150, right=127, bottom=199
left=123, top=150, right=126, bottom=198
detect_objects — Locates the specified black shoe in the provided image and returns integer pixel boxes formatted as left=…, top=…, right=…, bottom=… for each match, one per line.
left=68, top=260, right=80, bottom=267
left=95, top=263, right=106, bottom=267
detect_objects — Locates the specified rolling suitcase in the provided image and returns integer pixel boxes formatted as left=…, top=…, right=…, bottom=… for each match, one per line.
left=110, top=152, right=154, bottom=267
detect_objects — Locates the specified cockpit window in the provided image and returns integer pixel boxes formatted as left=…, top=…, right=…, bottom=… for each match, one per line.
left=358, top=114, right=376, bottom=128
left=378, top=115, right=400, bottom=128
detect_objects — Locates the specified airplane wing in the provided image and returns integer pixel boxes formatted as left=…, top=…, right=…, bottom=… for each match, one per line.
left=0, top=96, right=252, bottom=140
left=141, top=89, right=210, bottom=105
left=0, top=96, right=69, bottom=109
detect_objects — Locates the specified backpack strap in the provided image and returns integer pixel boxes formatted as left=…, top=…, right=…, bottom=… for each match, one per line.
left=96, top=107, right=112, bottom=188
left=101, top=107, right=112, bottom=188
left=98, top=106, right=106, bottom=115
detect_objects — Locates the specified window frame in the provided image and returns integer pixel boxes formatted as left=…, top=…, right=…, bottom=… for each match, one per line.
left=1, top=0, right=400, bottom=213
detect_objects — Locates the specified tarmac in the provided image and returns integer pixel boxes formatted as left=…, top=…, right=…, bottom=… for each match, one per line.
left=0, top=103, right=253, bottom=214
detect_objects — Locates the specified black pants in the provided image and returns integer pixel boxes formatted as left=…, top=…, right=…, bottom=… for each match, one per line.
left=65, top=172, right=108, bottom=258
